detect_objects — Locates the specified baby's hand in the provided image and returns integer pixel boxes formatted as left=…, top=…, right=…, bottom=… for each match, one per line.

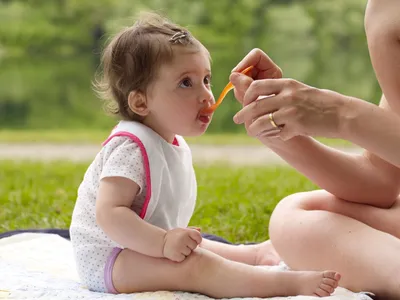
left=162, top=228, right=202, bottom=262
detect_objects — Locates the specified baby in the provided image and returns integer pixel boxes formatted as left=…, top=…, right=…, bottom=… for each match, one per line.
left=69, top=12, right=340, bottom=298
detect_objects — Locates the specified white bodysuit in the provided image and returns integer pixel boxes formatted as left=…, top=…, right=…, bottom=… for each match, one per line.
left=69, top=121, right=197, bottom=293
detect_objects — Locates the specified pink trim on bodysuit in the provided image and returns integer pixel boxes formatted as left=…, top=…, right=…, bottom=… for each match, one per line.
left=103, top=131, right=152, bottom=218
left=172, top=137, right=179, bottom=146
left=101, top=131, right=179, bottom=294
left=104, top=247, right=122, bottom=293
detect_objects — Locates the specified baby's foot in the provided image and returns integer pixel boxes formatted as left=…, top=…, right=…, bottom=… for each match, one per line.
left=297, top=270, right=341, bottom=297
left=254, top=240, right=281, bottom=266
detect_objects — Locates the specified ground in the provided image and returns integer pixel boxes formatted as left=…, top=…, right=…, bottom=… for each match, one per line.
left=0, top=143, right=362, bottom=165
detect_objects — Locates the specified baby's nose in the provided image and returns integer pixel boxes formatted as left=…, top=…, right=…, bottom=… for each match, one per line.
left=202, top=92, right=215, bottom=105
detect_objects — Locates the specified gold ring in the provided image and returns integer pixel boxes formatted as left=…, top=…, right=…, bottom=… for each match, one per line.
left=269, top=112, right=279, bottom=128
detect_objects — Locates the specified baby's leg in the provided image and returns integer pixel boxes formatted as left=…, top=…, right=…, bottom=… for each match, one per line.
left=112, top=246, right=340, bottom=298
left=200, top=237, right=281, bottom=266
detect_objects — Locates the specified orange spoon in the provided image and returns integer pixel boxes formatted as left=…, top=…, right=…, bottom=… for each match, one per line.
left=201, top=65, right=254, bottom=114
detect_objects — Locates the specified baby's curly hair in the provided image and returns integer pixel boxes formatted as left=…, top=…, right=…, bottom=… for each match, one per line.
left=93, top=12, right=206, bottom=121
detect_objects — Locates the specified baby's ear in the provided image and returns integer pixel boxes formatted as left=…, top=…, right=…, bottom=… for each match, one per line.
left=128, top=91, right=149, bottom=117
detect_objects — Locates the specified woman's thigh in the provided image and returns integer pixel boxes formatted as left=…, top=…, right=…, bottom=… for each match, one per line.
left=269, top=190, right=400, bottom=299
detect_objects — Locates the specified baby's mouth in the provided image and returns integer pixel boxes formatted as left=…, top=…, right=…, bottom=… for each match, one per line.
left=198, top=113, right=211, bottom=124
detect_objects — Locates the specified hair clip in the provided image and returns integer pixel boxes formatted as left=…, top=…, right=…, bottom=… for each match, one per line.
left=169, top=31, right=188, bottom=44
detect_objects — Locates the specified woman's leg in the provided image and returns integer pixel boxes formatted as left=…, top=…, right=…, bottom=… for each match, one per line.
left=112, top=245, right=340, bottom=298
left=286, top=190, right=400, bottom=237
left=269, top=190, right=400, bottom=299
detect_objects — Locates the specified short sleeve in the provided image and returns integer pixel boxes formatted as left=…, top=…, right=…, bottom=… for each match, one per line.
left=100, top=136, right=145, bottom=193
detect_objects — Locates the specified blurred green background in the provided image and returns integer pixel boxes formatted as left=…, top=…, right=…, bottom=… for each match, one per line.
left=0, top=0, right=372, bottom=238
left=0, top=0, right=377, bottom=133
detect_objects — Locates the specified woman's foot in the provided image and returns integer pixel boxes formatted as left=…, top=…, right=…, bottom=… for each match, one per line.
left=254, top=240, right=281, bottom=266
left=296, top=270, right=341, bottom=297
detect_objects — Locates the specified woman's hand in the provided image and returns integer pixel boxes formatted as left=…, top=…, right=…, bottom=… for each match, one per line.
left=231, top=74, right=350, bottom=141
left=230, top=48, right=284, bottom=139
left=230, top=48, right=282, bottom=104
left=230, top=48, right=351, bottom=141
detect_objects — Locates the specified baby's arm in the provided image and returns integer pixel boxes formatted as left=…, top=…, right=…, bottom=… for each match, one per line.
left=95, top=137, right=201, bottom=261
left=97, top=176, right=202, bottom=261
left=96, top=176, right=166, bottom=258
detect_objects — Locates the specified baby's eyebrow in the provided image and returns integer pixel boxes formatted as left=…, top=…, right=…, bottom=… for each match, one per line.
left=177, top=68, right=211, bottom=78
left=177, top=71, right=192, bottom=78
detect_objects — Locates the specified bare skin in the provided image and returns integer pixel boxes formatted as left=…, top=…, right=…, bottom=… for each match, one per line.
left=88, top=16, right=342, bottom=298
left=112, top=246, right=340, bottom=298
left=229, top=0, right=400, bottom=299
left=98, top=178, right=340, bottom=298
left=270, top=191, right=400, bottom=299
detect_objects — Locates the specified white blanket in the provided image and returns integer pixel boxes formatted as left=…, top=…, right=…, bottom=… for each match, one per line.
left=0, top=233, right=374, bottom=300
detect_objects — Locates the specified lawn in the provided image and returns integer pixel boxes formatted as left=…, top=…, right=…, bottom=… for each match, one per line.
left=0, top=129, right=354, bottom=148
left=0, top=160, right=317, bottom=243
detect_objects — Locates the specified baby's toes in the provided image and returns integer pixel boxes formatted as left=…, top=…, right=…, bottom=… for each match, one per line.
left=314, top=287, right=330, bottom=297
left=323, top=277, right=338, bottom=289
left=320, top=283, right=335, bottom=294
left=323, top=271, right=341, bottom=282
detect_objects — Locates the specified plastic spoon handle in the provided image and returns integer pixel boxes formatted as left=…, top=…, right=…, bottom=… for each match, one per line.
left=201, top=66, right=253, bottom=114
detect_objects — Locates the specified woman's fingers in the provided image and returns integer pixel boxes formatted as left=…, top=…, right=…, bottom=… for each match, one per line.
left=231, top=48, right=283, bottom=80
left=256, top=128, right=282, bottom=138
left=243, top=79, right=288, bottom=106
left=278, top=124, right=297, bottom=141
left=234, top=94, right=283, bottom=125
left=246, top=109, right=284, bottom=137
left=229, top=73, right=254, bottom=104
left=246, top=108, right=299, bottom=141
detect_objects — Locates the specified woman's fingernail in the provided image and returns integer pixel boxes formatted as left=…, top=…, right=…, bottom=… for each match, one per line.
left=233, top=114, right=241, bottom=124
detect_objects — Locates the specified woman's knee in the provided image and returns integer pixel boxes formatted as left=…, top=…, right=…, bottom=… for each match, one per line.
left=270, top=191, right=316, bottom=221
left=269, top=193, right=304, bottom=244
left=269, top=191, right=327, bottom=249
left=271, top=190, right=334, bottom=218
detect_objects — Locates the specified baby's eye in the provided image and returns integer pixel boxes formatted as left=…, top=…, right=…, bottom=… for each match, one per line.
left=204, top=75, right=211, bottom=85
left=179, top=78, right=192, bottom=88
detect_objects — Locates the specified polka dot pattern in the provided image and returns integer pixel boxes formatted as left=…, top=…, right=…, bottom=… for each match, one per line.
left=70, top=136, right=147, bottom=292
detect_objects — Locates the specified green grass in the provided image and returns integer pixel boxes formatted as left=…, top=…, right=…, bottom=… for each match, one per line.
left=0, top=129, right=354, bottom=147
left=0, top=160, right=318, bottom=243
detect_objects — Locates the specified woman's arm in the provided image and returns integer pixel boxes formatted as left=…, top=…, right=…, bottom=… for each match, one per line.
left=258, top=91, right=400, bottom=207
left=261, top=93, right=400, bottom=208
left=230, top=0, right=400, bottom=207
left=341, top=95, right=400, bottom=169
left=231, top=72, right=400, bottom=207
left=261, top=132, right=400, bottom=208
left=274, top=0, right=400, bottom=206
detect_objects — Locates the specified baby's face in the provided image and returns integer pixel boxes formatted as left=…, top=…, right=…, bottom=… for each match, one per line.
left=144, top=47, right=215, bottom=142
